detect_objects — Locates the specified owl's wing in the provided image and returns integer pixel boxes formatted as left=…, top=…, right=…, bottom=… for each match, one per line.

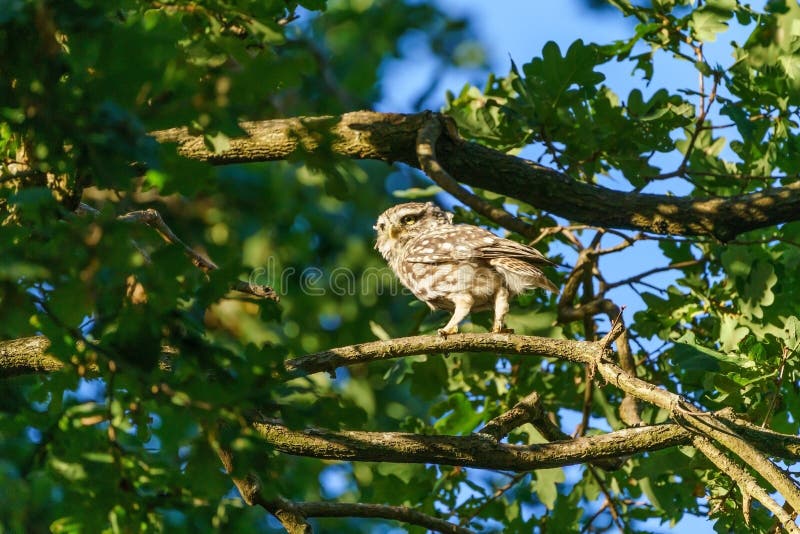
left=404, top=225, right=554, bottom=266
left=475, top=235, right=554, bottom=266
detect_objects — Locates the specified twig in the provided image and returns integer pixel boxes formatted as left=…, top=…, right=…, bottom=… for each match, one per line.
left=459, top=472, right=527, bottom=525
left=479, top=391, right=545, bottom=440
left=762, top=344, right=796, bottom=428
left=592, top=233, right=641, bottom=256
left=480, top=390, right=625, bottom=471
left=82, top=205, right=279, bottom=301
left=601, top=306, right=626, bottom=350
left=587, top=466, right=625, bottom=533
left=643, top=74, right=720, bottom=183
left=604, top=257, right=708, bottom=290
left=416, top=114, right=540, bottom=240
left=118, top=209, right=218, bottom=270
left=580, top=500, right=610, bottom=533
left=530, top=224, right=593, bottom=246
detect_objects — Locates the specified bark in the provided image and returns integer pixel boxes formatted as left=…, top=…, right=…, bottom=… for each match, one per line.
left=151, top=111, right=800, bottom=240
left=253, top=419, right=690, bottom=471
left=0, top=336, right=64, bottom=377
left=285, top=332, right=593, bottom=376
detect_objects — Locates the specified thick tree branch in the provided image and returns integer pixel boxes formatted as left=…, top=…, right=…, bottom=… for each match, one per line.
left=285, top=333, right=592, bottom=376
left=253, top=419, right=690, bottom=471
left=151, top=111, right=800, bottom=240
left=287, top=330, right=800, bottom=513
left=0, top=336, right=64, bottom=377
left=8, top=333, right=800, bottom=462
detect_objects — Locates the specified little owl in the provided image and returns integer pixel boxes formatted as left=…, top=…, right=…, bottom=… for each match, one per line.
left=374, top=202, right=558, bottom=335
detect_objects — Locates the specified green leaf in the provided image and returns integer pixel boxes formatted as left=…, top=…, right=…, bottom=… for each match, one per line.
left=50, top=516, right=84, bottom=534
left=534, top=468, right=565, bottom=510
left=205, top=131, right=231, bottom=154
left=49, top=458, right=87, bottom=482
left=376, top=463, right=423, bottom=485
left=740, top=261, right=777, bottom=319
left=691, top=8, right=732, bottom=42
left=721, top=246, right=752, bottom=278
left=673, top=332, right=755, bottom=369
left=719, top=315, right=750, bottom=353
left=432, top=392, right=484, bottom=434
left=392, top=185, right=443, bottom=199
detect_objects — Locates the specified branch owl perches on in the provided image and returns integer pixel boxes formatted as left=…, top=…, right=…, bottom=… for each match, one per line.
left=374, top=202, right=558, bottom=335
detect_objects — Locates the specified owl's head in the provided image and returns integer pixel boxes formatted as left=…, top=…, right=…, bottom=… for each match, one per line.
left=374, top=202, right=453, bottom=259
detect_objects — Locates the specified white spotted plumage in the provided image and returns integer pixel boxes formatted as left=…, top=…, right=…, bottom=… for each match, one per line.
left=374, top=202, right=558, bottom=335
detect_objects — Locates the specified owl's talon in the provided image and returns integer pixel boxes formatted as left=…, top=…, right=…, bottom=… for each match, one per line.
left=492, top=327, right=515, bottom=334
left=438, top=327, right=457, bottom=337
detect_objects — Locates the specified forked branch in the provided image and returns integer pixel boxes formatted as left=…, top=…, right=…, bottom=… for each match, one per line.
left=151, top=111, right=800, bottom=240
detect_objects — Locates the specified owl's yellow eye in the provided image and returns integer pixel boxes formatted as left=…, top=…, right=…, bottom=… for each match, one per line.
left=400, top=215, right=417, bottom=225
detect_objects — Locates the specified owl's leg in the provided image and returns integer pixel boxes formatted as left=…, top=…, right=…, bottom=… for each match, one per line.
left=491, top=286, right=513, bottom=334
left=438, top=294, right=473, bottom=336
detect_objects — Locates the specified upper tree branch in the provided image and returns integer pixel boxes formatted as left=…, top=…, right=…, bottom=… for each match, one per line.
left=151, top=111, right=800, bottom=240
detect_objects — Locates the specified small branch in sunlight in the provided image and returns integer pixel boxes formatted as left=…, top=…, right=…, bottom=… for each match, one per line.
left=79, top=204, right=279, bottom=302
left=530, top=224, right=592, bottom=247
left=416, top=114, right=540, bottom=240
left=118, top=208, right=219, bottom=271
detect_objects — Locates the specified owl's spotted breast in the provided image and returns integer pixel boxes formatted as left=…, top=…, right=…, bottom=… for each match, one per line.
left=397, top=257, right=502, bottom=312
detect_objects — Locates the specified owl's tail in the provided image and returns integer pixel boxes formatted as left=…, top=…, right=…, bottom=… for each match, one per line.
left=490, top=258, right=560, bottom=295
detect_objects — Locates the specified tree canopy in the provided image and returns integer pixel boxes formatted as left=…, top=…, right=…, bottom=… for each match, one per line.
left=3, top=0, right=800, bottom=532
